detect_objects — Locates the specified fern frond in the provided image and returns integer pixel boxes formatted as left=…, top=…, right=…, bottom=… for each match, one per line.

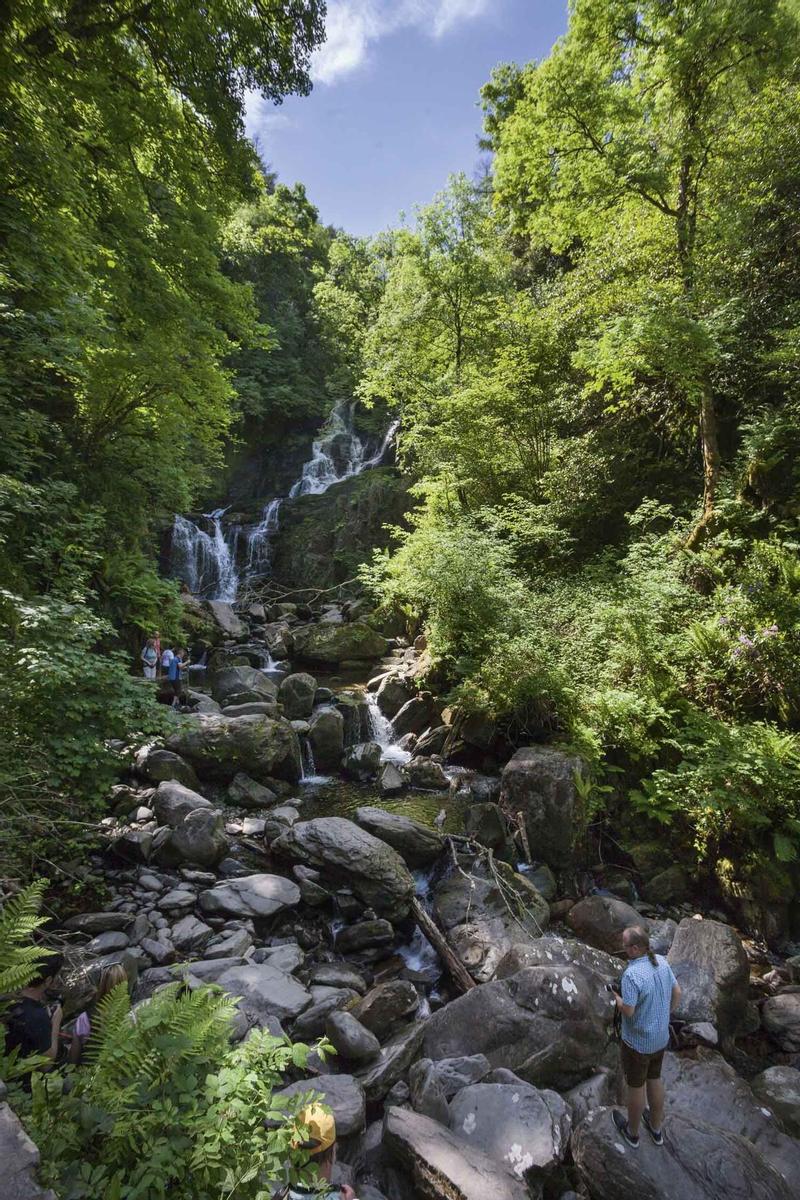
left=0, top=879, right=51, bottom=998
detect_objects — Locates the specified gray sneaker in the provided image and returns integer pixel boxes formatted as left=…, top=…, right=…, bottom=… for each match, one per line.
left=612, top=1108, right=639, bottom=1148
left=642, top=1108, right=664, bottom=1146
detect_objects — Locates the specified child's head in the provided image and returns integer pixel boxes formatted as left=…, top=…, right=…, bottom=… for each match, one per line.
left=96, top=963, right=128, bottom=1003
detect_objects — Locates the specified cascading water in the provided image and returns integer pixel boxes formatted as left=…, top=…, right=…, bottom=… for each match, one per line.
left=365, top=692, right=411, bottom=766
left=170, top=510, right=239, bottom=602
left=170, top=401, right=398, bottom=599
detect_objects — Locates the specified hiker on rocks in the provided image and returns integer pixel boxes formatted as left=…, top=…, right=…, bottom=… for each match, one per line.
left=141, top=637, right=158, bottom=679
left=68, top=962, right=128, bottom=1064
left=168, top=647, right=187, bottom=707
left=611, top=924, right=681, bottom=1148
left=160, top=642, right=175, bottom=679
left=3, top=953, right=64, bottom=1088
left=276, top=1104, right=357, bottom=1199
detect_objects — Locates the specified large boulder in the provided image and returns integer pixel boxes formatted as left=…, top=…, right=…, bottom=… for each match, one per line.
left=135, top=746, right=199, bottom=790
left=391, top=694, right=440, bottom=738
left=205, top=600, right=247, bottom=639
left=226, top=773, right=279, bottom=809
left=292, top=622, right=388, bottom=665
left=308, top=708, right=345, bottom=772
left=167, top=714, right=301, bottom=784
left=153, top=780, right=212, bottom=827
left=355, top=806, right=444, bottom=867
left=762, top=993, right=800, bottom=1052
left=667, top=917, right=751, bottom=1039
left=278, top=672, right=317, bottom=720
left=572, top=1107, right=793, bottom=1200
left=495, top=937, right=621, bottom=986
left=423, top=965, right=612, bottom=1091
left=376, top=675, right=414, bottom=719
left=215, top=963, right=311, bottom=1026
left=449, top=1081, right=571, bottom=1180
left=326, top=1010, right=381, bottom=1063
left=659, top=1049, right=800, bottom=1186
left=210, top=665, right=278, bottom=708
left=355, top=1022, right=427, bottom=1103
left=164, top=808, right=229, bottom=867
left=0, top=1102, right=58, bottom=1200
left=383, top=1106, right=531, bottom=1200
left=273, top=817, right=415, bottom=921
left=751, top=1066, right=800, bottom=1138
left=342, top=742, right=383, bottom=781
left=277, top=1075, right=366, bottom=1138
left=198, top=874, right=299, bottom=919
left=500, top=746, right=583, bottom=869
left=353, top=980, right=420, bottom=1040
left=567, top=895, right=648, bottom=955
left=403, top=757, right=449, bottom=791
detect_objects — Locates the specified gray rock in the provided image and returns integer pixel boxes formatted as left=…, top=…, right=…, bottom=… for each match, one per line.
left=204, top=928, right=253, bottom=959
left=153, top=779, right=212, bottom=827
left=63, top=911, right=134, bottom=934
left=309, top=962, right=368, bottom=994
left=355, top=806, right=443, bottom=867
left=648, top=917, right=678, bottom=956
left=762, top=993, right=800, bottom=1052
left=326, top=1010, right=381, bottom=1062
left=260, top=943, right=305, bottom=974
left=170, top=915, right=213, bottom=953
left=423, top=965, right=612, bottom=1091
left=139, top=937, right=174, bottom=965
left=85, top=930, right=130, bottom=955
left=449, top=1081, right=571, bottom=1178
left=379, top=763, right=405, bottom=794
left=356, top=1021, right=428, bottom=1103
left=353, top=980, right=419, bottom=1040
left=375, top=675, right=414, bottom=719
left=308, top=707, right=345, bottom=772
left=158, top=888, right=197, bottom=912
left=566, top=894, right=648, bottom=954
left=572, top=1106, right=793, bottom=1200
left=165, top=807, right=229, bottom=868
left=402, top=757, right=450, bottom=791
left=408, top=1057, right=450, bottom=1124
left=667, top=917, right=752, bottom=1039
left=292, top=622, right=388, bottom=665
left=383, top=1106, right=530, bottom=1200
left=167, top=713, right=301, bottom=785
left=221, top=701, right=279, bottom=718
left=136, top=747, right=199, bottom=790
left=205, top=601, right=247, bottom=638
left=278, top=672, right=317, bottom=720
left=293, top=989, right=359, bottom=1039
left=423, top=1055, right=491, bottom=1099
left=227, top=773, right=279, bottom=809
left=210, top=665, right=278, bottom=708
left=500, top=745, right=583, bottom=869
left=464, top=803, right=507, bottom=851
left=342, top=741, right=383, bottom=781
left=0, top=1103, right=58, bottom=1200
left=216, top=963, right=311, bottom=1025
left=336, top=919, right=395, bottom=954
left=263, top=805, right=300, bottom=843
left=562, top=1070, right=616, bottom=1128
left=198, top=874, right=300, bottom=919
left=391, top=694, right=440, bottom=738
left=273, top=817, right=415, bottom=921
left=277, top=1074, right=366, bottom=1138
left=751, top=1065, right=800, bottom=1138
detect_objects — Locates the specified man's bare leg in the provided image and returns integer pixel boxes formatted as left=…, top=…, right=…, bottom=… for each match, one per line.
left=646, top=1078, right=665, bottom=1131
left=627, top=1083, right=646, bottom=1136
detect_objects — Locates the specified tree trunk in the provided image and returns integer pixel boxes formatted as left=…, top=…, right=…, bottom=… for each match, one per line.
left=410, top=895, right=476, bottom=993
left=686, top=388, right=721, bottom=549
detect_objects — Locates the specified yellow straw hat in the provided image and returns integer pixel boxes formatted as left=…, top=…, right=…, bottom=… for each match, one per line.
left=296, top=1104, right=336, bottom=1156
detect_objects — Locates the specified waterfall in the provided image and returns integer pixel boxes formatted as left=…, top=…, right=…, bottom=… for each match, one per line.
left=170, top=402, right=399, bottom=599
left=365, top=692, right=411, bottom=766
left=170, top=509, right=239, bottom=602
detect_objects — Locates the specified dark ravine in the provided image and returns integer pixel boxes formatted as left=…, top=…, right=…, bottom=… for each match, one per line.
left=19, top=594, right=800, bottom=1200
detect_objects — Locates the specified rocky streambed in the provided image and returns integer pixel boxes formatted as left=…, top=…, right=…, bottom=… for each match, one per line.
left=21, top=597, right=800, bottom=1200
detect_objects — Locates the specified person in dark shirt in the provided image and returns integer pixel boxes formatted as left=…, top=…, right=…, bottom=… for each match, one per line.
left=4, top=953, right=64, bottom=1086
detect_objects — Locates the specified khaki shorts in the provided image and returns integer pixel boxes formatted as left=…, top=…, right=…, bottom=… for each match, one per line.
left=620, top=1040, right=666, bottom=1088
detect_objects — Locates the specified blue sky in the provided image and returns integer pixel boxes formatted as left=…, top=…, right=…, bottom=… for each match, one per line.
left=245, top=0, right=568, bottom=236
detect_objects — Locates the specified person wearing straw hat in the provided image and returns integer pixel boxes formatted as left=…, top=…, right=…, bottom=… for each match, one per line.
left=275, top=1104, right=357, bottom=1199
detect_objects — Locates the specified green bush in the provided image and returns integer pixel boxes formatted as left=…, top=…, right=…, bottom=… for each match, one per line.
left=28, top=983, right=331, bottom=1200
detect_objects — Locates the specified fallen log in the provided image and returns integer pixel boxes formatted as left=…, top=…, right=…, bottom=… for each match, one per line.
left=410, top=895, right=476, bottom=993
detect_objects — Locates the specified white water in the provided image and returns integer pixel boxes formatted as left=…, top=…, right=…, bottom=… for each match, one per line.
left=171, top=402, right=397, bottom=600
left=299, top=737, right=331, bottom=786
left=365, top=692, right=411, bottom=766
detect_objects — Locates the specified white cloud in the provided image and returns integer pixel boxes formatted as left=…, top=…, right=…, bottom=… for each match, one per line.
left=244, top=92, right=295, bottom=142
left=311, top=0, right=492, bottom=85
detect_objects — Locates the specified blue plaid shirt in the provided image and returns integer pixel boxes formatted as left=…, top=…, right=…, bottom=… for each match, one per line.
left=621, top=953, right=677, bottom=1054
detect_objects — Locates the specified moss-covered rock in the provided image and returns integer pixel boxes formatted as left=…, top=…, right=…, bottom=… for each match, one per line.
left=270, top=468, right=411, bottom=591
left=293, top=622, right=388, bottom=665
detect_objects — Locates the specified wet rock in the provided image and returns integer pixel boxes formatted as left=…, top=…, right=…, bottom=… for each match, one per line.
left=751, top=1066, right=800, bottom=1137
left=334, top=691, right=373, bottom=747
left=135, top=747, right=199, bottom=791
left=762, top=993, right=800, bottom=1052
left=336, top=919, right=395, bottom=954
left=375, top=675, right=414, bottom=719
left=341, top=743, right=383, bottom=786
left=423, top=965, right=611, bottom=1091
left=112, top=828, right=153, bottom=863
left=227, top=773, right=279, bottom=809
left=379, top=763, right=405, bottom=794
left=667, top=917, right=752, bottom=1039
left=500, top=746, right=583, bottom=870
left=153, top=780, right=212, bottom=827
left=567, top=895, right=648, bottom=954
left=277, top=1075, right=366, bottom=1138
left=392, top=694, right=440, bottom=738
left=449, top=1081, right=571, bottom=1179
left=383, top=1106, right=530, bottom=1200
left=293, top=622, right=388, bottom=665
left=164, top=808, right=229, bottom=868
left=413, top=726, right=449, bottom=758
left=198, top=873, right=300, bottom=919
left=355, top=1021, right=428, bottom=1103
left=167, top=713, right=302, bottom=784
left=273, top=817, right=415, bottom=921
left=308, top=707, right=345, bottom=772
left=326, top=1010, right=381, bottom=1062
left=355, top=806, right=443, bottom=867
left=402, top=757, right=449, bottom=791
left=210, top=665, right=278, bottom=708
left=353, top=980, right=420, bottom=1040
left=278, top=672, right=317, bottom=720
left=216, top=963, right=311, bottom=1025
left=572, top=1106, right=793, bottom=1200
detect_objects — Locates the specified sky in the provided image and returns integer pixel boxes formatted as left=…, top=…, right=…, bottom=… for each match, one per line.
left=245, top=0, right=568, bottom=237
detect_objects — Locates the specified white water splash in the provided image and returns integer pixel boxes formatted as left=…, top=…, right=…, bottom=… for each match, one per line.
left=365, top=692, right=411, bottom=766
